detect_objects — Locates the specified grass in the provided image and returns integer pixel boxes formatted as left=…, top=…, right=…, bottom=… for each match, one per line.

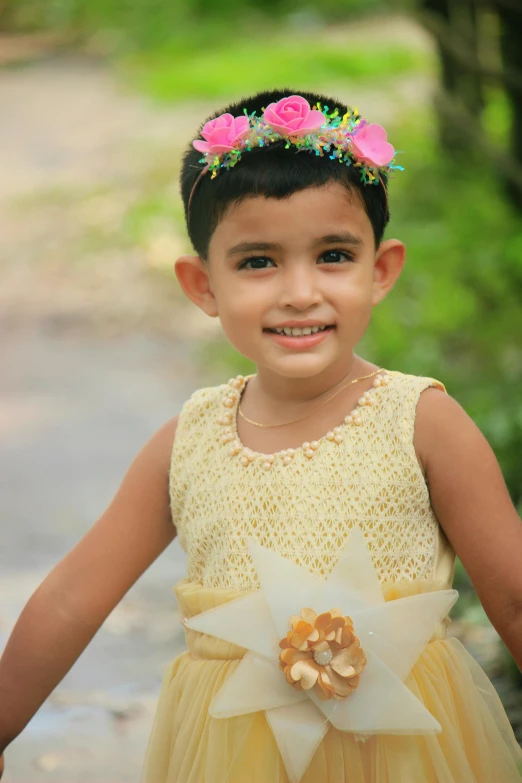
left=121, top=33, right=431, bottom=102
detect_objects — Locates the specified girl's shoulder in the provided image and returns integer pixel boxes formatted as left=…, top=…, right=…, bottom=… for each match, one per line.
left=385, top=368, right=447, bottom=395
left=181, top=378, right=233, bottom=409
left=173, top=377, right=238, bottom=433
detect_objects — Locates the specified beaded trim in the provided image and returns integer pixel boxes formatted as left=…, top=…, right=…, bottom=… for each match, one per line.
left=218, top=372, right=392, bottom=471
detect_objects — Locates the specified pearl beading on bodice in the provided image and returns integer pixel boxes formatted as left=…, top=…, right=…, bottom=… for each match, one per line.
left=217, top=372, right=392, bottom=471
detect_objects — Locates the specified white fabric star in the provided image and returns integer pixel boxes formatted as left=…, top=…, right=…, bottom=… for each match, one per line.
left=186, top=527, right=458, bottom=783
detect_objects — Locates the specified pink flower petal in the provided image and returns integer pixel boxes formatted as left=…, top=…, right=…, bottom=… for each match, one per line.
left=264, top=98, right=325, bottom=137
left=263, top=95, right=313, bottom=135
left=287, top=116, right=307, bottom=131
left=232, top=115, right=250, bottom=137
left=278, top=96, right=309, bottom=113
left=193, top=139, right=210, bottom=153
left=200, top=113, right=235, bottom=140
left=212, top=127, right=236, bottom=146
left=298, top=109, right=326, bottom=132
left=371, top=142, right=395, bottom=166
left=213, top=113, right=235, bottom=130
left=206, top=142, right=237, bottom=154
left=263, top=104, right=285, bottom=127
left=264, top=120, right=296, bottom=136
left=194, top=112, right=250, bottom=155
left=282, top=111, right=301, bottom=124
left=281, top=105, right=303, bottom=121
left=351, top=124, right=395, bottom=167
left=359, top=124, right=387, bottom=143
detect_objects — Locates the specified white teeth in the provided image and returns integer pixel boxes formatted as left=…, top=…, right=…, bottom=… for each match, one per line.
left=274, top=325, right=328, bottom=336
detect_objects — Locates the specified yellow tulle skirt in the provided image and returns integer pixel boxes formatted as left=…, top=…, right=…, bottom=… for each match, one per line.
left=141, top=580, right=522, bottom=783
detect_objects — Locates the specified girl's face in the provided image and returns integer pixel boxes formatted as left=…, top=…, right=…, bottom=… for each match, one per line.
left=177, top=182, right=405, bottom=384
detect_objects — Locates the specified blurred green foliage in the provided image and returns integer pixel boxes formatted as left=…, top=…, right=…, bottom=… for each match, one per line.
left=3, top=0, right=389, bottom=50
left=124, top=38, right=427, bottom=101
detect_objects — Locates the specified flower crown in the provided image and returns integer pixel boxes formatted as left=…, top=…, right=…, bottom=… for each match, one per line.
left=192, top=94, right=403, bottom=186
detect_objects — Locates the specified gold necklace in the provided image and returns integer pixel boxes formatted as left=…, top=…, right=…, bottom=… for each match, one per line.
left=238, top=368, right=385, bottom=428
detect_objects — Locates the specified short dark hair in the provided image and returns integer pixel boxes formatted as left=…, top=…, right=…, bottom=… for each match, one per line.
left=180, top=88, right=390, bottom=260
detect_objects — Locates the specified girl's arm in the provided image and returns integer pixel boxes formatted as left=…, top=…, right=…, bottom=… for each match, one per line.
left=0, top=415, right=179, bottom=756
left=414, top=389, right=522, bottom=669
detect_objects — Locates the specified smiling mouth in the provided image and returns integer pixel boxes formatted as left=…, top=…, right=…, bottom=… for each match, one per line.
left=263, top=325, right=335, bottom=335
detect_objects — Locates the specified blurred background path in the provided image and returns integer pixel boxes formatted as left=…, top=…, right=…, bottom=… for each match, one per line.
left=0, top=53, right=220, bottom=782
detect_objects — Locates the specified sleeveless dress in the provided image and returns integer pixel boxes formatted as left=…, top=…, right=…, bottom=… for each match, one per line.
left=141, top=370, right=522, bottom=783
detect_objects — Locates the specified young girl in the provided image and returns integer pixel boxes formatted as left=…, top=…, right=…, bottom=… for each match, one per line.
left=0, top=89, right=521, bottom=783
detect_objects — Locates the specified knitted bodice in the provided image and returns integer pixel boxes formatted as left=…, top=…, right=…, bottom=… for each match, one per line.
left=169, top=370, right=455, bottom=591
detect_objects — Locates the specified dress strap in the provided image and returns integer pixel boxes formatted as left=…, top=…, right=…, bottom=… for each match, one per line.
left=169, top=384, right=224, bottom=550
left=387, top=372, right=447, bottom=472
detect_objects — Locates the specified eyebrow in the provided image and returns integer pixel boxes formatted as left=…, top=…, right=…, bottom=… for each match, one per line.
left=226, top=232, right=364, bottom=257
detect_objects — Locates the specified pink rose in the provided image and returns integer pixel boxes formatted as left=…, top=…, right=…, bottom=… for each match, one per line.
left=263, top=95, right=326, bottom=137
left=193, top=113, right=250, bottom=155
left=350, top=123, right=395, bottom=167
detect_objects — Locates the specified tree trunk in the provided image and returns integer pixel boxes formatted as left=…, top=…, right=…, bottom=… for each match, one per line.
left=495, top=0, right=522, bottom=209
left=420, top=0, right=485, bottom=156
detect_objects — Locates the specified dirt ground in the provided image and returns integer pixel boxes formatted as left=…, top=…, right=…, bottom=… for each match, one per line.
left=0, top=48, right=224, bottom=782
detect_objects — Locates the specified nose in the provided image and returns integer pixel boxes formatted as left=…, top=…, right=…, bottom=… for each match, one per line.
left=278, top=265, right=323, bottom=310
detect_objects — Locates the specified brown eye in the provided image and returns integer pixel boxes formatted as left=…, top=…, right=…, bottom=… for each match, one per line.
left=320, top=250, right=354, bottom=264
left=238, top=256, right=274, bottom=270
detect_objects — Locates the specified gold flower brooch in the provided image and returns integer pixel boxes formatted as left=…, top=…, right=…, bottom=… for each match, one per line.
left=279, top=608, right=366, bottom=700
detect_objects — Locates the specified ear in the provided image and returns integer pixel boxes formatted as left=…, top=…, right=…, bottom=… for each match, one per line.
left=372, top=239, right=406, bottom=306
left=174, top=255, right=219, bottom=318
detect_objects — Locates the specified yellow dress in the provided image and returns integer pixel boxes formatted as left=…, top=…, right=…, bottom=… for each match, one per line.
left=141, top=370, right=522, bottom=783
